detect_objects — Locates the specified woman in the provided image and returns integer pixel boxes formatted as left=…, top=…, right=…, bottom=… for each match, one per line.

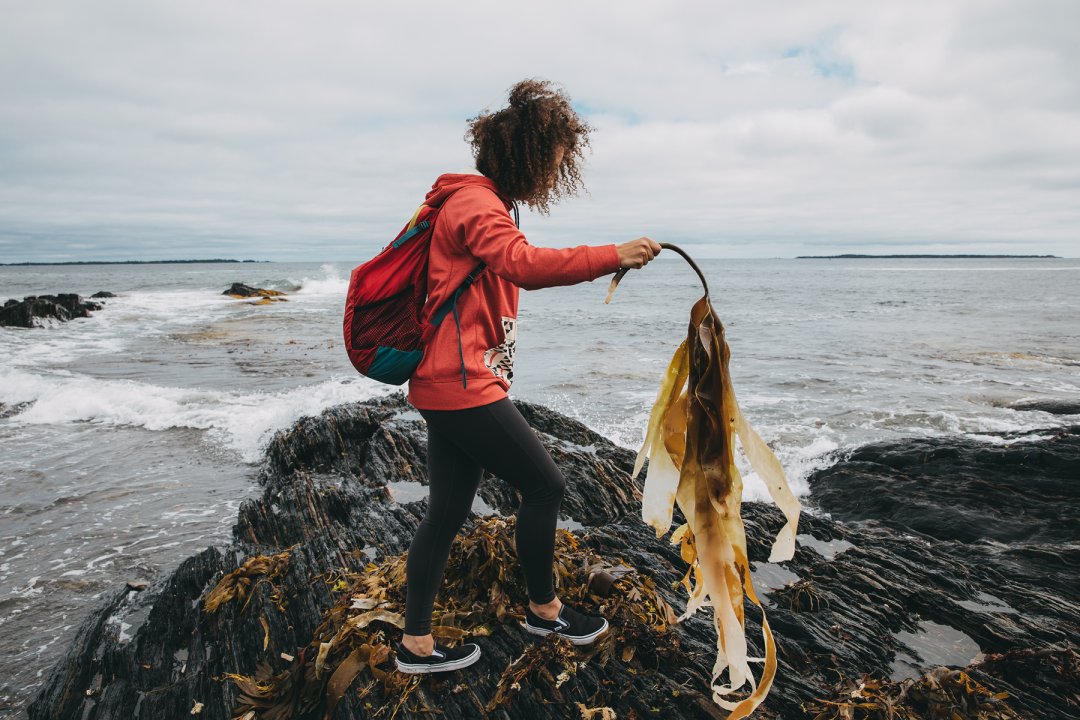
left=396, top=79, right=661, bottom=674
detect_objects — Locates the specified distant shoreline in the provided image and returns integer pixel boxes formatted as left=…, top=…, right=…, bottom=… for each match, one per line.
left=0, top=259, right=269, bottom=266
left=796, top=254, right=1060, bottom=259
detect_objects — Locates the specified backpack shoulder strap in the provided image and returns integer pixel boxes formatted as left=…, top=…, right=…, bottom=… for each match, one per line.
left=406, top=204, right=426, bottom=230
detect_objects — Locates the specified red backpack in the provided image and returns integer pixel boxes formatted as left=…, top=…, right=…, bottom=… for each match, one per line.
left=343, top=190, right=519, bottom=386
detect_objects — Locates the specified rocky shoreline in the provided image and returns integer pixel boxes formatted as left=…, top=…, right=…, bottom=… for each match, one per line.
left=0, top=292, right=114, bottom=328
left=0, top=282, right=290, bottom=329
left=26, top=394, right=1079, bottom=719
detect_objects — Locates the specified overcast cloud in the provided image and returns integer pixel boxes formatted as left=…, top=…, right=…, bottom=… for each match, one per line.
left=1, top=0, right=1078, bottom=261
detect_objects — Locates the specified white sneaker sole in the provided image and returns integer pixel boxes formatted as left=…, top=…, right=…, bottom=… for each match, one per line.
left=524, top=617, right=609, bottom=646
left=394, top=645, right=481, bottom=674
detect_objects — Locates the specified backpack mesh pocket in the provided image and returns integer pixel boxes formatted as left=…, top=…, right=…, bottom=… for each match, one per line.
left=350, top=288, right=423, bottom=352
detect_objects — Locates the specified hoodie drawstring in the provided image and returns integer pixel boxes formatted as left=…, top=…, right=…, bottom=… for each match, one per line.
left=452, top=297, right=467, bottom=388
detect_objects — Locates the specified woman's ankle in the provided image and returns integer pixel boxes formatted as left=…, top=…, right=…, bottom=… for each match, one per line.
left=529, top=595, right=563, bottom=620
left=401, top=633, right=435, bottom=655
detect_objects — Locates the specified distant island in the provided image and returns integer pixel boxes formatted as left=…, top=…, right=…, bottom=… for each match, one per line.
left=796, top=254, right=1060, bottom=259
left=0, top=259, right=268, bottom=266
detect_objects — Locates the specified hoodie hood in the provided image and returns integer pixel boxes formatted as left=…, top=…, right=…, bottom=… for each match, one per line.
left=424, top=173, right=511, bottom=209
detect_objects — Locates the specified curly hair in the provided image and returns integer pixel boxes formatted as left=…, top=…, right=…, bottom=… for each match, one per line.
left=465, top=79, right=593, bottom=214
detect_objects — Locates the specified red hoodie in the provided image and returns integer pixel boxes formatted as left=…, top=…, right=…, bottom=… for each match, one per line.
left=406, top=173, right=622, bottom=411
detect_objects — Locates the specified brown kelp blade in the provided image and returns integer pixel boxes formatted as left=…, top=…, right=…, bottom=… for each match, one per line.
left=608, top=248, right=801, bottom=718
left=634, top=339, right=690, bottom=537
left=725, top=371, right=801, bottom=562
left=604, top=267, right=630, bottom=304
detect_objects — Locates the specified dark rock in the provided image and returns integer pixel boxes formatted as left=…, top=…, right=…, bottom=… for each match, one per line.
left=91, top=291, right=117, bottom=299
left=969, top=646, right=1080, bottom=719
left=0, top=401, right=32, bottom=419
left=38, top=293, right=103, bottom=317
left=1008, top=398, right=1080, bottom=415
left=223, top=282, right=286, bottom=300
left=806, top=425, right=1080, bottom=718
left=0, top=296, right=70, bottom=327
left=0, top=293, right=105, bottom=328
left=27, top=397, right=1079, bottom=719
left=808, top=426, right=1080, bottom=544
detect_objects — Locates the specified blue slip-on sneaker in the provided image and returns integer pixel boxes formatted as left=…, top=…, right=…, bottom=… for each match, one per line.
left=523, top=602, right=609, bottom=646
left=394, top=640, right=481, bottom=674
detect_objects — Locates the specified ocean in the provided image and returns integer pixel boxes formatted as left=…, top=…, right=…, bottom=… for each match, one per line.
left=1, top=257, right=1078, bottom=713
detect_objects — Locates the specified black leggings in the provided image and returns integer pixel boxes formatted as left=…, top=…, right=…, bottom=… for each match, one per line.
left=403, top=397, right=566, bottom=636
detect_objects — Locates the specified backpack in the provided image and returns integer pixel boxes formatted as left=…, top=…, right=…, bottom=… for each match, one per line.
left=343, top=189, right=519, bottom=386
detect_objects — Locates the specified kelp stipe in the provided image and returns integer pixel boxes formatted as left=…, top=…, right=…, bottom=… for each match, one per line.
left=607, top=243, right=802, bottom=717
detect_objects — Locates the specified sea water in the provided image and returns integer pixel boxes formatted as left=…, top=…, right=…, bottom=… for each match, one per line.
left=1, top=257, right=1077, bottom=712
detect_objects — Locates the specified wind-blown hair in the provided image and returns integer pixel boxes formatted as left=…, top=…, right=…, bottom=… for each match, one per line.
left=465, top=79, right=592, bottom=214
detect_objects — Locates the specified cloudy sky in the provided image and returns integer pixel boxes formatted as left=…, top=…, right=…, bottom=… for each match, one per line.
left=2, top=0, right=1078, bottom=262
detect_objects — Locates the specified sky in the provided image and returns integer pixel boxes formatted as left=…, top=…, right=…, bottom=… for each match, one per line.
left=1, top=0, right=1078, bottom=262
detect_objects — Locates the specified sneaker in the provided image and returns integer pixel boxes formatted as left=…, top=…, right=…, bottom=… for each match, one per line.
left=523, top=602, right=609, bottom=646
left=394, top=640, right=481, bottom=674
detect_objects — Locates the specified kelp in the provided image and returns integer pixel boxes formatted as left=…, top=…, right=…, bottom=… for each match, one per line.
left=771, top=578, right=830, bottom=613
left=802, top=668, right=1021, bottom=719
left=222, top=516, right=683, bottom=719
left=203, top=547, right=295, bottom=615
left=973, top=646, right=1080, bottom=719
left=606, top=243, right=802, bottom=718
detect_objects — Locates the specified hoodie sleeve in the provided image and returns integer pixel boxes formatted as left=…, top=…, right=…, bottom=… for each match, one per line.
left=446, top=186, right=621, bottom=291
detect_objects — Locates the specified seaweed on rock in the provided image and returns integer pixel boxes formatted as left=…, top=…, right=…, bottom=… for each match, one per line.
left=803, top=668, right=1021, bottom=720
left=213, top=516, right=682, bottom=719
left=203, top=548, right=294, bottom=615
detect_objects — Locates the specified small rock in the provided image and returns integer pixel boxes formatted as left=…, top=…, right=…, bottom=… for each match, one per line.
left=222, top=283, right=286, bottom=300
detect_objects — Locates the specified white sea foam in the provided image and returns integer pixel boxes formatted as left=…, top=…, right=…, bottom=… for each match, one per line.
left=855, top=405, right=1077, bottom=438
left=737, top=432, right=838, bottom=503
left=0, top=369, right=394, bottom=463
left=0, top=290, right=250, bottom=371
left=83, top=291, right=239, bottom=338
left=3, top=331, right=128, bottom=368
left=292, top=264, right=349, bottom=298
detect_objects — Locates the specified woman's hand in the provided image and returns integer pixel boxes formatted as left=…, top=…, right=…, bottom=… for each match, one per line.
left=617, top=237, right=662, bottom=269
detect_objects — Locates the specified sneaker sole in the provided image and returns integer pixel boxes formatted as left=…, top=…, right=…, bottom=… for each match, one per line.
left=524, top=618, right=609, bottom=646
left=394, top=645, right=481, bottom=674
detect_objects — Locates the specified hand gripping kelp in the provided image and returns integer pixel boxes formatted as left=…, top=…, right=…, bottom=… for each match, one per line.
left=605, top=245, right=802, bottom=718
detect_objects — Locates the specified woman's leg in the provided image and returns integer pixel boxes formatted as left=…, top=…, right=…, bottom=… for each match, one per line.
left=402, top=419, right=485, bottom=649
left=418, top=397, right=566, bottom=608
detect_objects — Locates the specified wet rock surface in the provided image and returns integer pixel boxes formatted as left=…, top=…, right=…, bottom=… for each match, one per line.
left=0, top=292, right=111, bottom=328
left=1007, top=398, right=1080, bottom=415
left=809, top=427, right=1080, bottom=545
left=223, top=283, right=287, bottom=302
left=28, top=396, right=1079, bottom=719
left=0, top=401, right=32, bottom=419
left=805, top=425, right=1079, bottom=719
